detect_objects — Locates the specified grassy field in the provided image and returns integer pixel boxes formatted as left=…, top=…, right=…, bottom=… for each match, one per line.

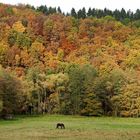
left=0, top=115, right=140, bottom=140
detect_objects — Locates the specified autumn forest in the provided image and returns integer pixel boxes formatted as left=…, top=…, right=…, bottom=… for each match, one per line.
left=0, top=3, right=140, bottom=118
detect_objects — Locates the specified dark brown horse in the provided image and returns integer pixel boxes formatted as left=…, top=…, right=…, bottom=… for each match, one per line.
left=56, top=123, right=65, bottom=129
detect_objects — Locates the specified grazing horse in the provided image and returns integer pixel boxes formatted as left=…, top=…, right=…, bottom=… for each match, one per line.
left=56, top=123, right=65, bottom=129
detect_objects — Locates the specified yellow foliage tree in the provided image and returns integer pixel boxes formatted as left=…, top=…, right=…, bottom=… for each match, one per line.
left=12, top=21, right=26, bottom=33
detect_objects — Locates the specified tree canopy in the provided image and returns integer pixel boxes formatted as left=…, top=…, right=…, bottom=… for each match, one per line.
left=0, top=3, right=140, bottom=117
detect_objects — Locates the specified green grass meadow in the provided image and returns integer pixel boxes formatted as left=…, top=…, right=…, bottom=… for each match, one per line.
left=0, top=115, right=140, bottom=140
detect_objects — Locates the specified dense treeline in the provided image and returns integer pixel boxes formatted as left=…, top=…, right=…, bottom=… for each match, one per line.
left=36, top=5, right=140, bottom=23
left=0, top=3, right=140, bottom=117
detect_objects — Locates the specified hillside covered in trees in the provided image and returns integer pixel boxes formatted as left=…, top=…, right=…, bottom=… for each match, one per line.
left=0, top=3, right=140, bottom=117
